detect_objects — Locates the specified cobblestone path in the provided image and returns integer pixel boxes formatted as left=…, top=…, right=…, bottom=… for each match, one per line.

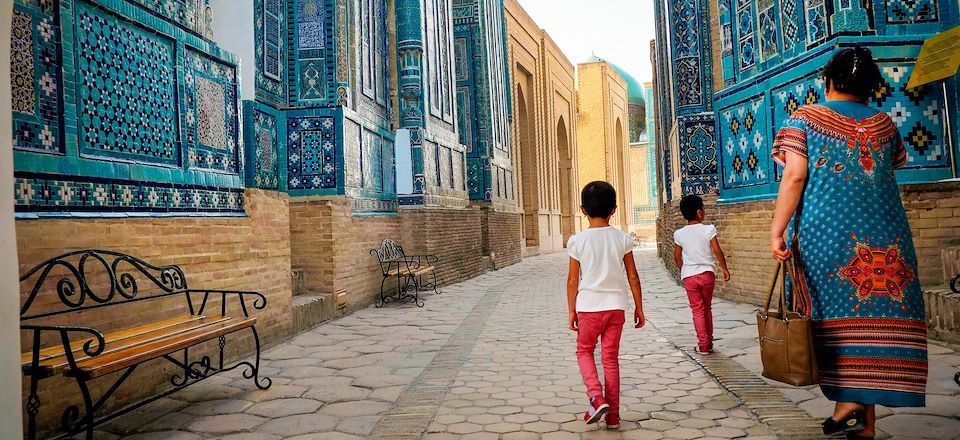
left=103, top=249, right=960, bottom=440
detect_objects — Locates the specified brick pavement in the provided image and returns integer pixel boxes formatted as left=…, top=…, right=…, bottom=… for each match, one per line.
left=99, top=248, right=960, bottom=439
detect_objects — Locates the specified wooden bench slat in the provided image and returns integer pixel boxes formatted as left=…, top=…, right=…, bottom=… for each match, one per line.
left=22, top=315, right=235, bottom=376
left=387, top=265, right=435, bottom=277
left=22, top=315, right=206, bottom=367
left=74, top=317, right=256, bottom=379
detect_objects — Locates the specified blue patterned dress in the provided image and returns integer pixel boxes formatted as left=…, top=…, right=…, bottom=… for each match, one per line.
left=772, top=100, right=927, bottom=407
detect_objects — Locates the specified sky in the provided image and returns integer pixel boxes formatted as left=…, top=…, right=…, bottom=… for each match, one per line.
left=515, top=0, right=657, bottom=84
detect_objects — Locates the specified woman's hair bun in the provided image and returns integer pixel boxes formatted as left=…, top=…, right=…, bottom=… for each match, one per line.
left=822, top=47, right=884, bottom=102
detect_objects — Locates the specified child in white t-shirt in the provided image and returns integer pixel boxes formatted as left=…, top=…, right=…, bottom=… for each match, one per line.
left=673, top=195, right=731, bottom=354
left=566, top=181, right=645, bottom=430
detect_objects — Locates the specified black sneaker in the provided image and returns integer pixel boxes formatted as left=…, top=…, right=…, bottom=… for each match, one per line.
left=822, top=412, right=865, bottom=436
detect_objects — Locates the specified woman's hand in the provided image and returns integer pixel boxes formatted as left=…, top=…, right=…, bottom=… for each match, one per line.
left=771, top=236, right=792, bottom=261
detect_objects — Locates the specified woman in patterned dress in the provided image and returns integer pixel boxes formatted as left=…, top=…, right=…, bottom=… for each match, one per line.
left=770, top=48, right=927, bottom=440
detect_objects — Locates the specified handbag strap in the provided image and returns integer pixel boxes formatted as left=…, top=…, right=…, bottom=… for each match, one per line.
left=763, top=260, right=791, bottom=316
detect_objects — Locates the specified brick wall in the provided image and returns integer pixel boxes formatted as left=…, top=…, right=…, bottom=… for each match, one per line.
left=657, top=182, right=960, bottom=339
left=401, top=206, right=486, bottom=286
left=289, top=197, right=403, bottom=311
left=480, top=207, right=523, bottom=270
left=17, top=189, right=293, bottom=436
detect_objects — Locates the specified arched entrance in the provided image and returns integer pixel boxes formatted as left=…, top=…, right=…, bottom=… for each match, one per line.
left=516, top=81, right=538, bottom=248
left=556, top=116, right=574, bottom=244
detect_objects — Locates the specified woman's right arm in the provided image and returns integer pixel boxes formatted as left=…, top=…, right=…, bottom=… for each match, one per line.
left=771, top=150, right=808, bottom=261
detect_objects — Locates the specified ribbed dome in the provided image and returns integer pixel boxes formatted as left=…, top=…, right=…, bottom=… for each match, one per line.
left=582, top=55, right=645, bottom=106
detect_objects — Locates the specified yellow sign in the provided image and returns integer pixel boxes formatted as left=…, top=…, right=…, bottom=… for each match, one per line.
left=907, top=25, right=960, bottom=89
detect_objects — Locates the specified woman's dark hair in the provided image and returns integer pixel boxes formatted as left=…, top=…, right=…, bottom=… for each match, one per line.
left=679, top=195, right=704, bottom=221
left=581, top=181, right=617, bottom=218
left=821, top=47, right=884, bottom=102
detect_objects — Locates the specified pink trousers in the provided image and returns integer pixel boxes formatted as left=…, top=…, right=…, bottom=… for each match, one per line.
left=682, top=271, right=715, bottom=350
left=576, top=310, right=625, bottom=415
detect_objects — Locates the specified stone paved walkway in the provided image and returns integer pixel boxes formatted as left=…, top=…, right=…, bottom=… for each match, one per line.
left=99, top=249, right=960, bottom=439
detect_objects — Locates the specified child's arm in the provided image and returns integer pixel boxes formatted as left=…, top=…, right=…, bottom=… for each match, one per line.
left=623, top=252, right=645, bottom=328
left=567, top=257, right=580, bottom=332
left=673, top=244, right=683, bottom=270
left=710, top=237, right=731, bottom=281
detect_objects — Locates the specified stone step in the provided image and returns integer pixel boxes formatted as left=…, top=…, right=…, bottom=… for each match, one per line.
left=291, top=293, right=335, bottom=333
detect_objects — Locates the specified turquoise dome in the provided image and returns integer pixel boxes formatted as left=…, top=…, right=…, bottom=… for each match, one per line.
left=582, top=55, right=645, bottom=106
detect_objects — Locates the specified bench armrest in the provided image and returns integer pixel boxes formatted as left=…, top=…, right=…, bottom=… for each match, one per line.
left=186, top=290, right=268, bottom=318
left=20, top=325, right=106, bottom=372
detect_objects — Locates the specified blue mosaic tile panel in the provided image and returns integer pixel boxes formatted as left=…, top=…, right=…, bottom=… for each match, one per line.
left=295, top=0, right=329, bottom=103
left=76, top=2, right=179, bottom=165
left=874, top=63, right=949, bottom=169
left=364, top=132, right=383, bottom=190
left=736, top=0, right=756, bottom=71
left=255, top=0, right=285, bottom=105
left=343, top=119, right=361, bottom=188
left=780, top=0, right=802, bottom=52
left=804, top=0, right=828, bottom=45
left=382, top=138, right=396, bottom=194
left=184, top=48, right=239, bottom=173
left=671, top=0, right=710, bottom=110
left=718, top=0, right=736, bottom=85
left=885, top=0, right=939, bottom=23
left=252, top=108, right=279, bottom=189
left=128, top=0, right=210, bottom=35
left=771, top=72, right=825, bottom=181
left=757, top=0, right=779, bottom=63
left=768, top=62, right=948, bottom=174
left=678, top=113, right=718, bottom=195
left=14, top=172, right=243, bottom=213
left=287, top=116, right=337, bottom=190
left=720, top=95, right=771, bottom=189
left=11, top=2, right=62, bottom=154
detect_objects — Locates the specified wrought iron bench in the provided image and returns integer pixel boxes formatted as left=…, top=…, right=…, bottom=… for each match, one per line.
left=370, top=239, right=441, bottom=308
left=19, top=250, right=272, bottom=440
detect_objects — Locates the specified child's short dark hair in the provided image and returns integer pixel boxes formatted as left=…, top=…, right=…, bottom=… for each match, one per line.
left=679, top=195, right=704, bottom=221
left=581, top=181, right=617, bottom=218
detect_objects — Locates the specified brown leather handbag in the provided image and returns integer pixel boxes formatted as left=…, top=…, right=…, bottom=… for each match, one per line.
left=756, top=261, right=818, bottom=386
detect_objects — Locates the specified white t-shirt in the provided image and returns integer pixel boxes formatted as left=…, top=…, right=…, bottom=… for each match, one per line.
left=567, top=226, right=635, bottom=312
left=673, top=223, right=718, bottom=280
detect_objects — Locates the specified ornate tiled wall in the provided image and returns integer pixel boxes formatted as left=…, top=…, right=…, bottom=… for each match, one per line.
left=454, top=0, right=514, bottom=203
left=395, top=0, right=466, bottom=208
left=654, top=0, right=960, bottom=203
left=247, top=0, right=397, bottom=212
left=12, top=0, right=244, bottom=215
left=658, top=0, right=718, bottom=197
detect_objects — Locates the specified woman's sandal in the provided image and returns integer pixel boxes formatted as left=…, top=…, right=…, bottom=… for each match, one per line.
left=822, top=411, right=866, bottom=436
left=845, top=432, right=875, bottom=440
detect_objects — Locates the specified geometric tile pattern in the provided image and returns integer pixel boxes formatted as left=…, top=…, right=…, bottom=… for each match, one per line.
left=287, top=116, right=337, bottom=190
left=12, top=3, right=62, bottom=154
left=128, top=0, right=210, bottom=35
left=736, top=0, right=756, bottom=71
left=875, top=63, right=948, bottom=169
left=295, top=0, right=329, bottom=102
left=255, top=0, right=286, bottom=105
left=13, top=0, right=69, bottom=158
left=672, top=0, right=709, bottom=109
left=885, top=0, right=939, bottom=24
left=195, top=76, right=228, bottom=149
left=76, top=3, right=179, bottom=165
left=184, top=48, right=239, bottom=172
left=804, top=0, right=828, bottom=45
left=771, top=73, right=824, bottom=181
left=780, top=0, right=801, bottom=51
left=11, top=9, right=35, bottom=115
left=720, top=95, right=770, bottom=189
left=678, top=113, right=719, bottom=196
left=757, top=0, right=779, bottom=62
left=252, top=109, right=279, bottom=189
left=14, top=172, right=244, bottom=214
